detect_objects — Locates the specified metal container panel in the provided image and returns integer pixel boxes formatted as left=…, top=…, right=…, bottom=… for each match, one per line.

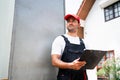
left=9, top=0, right=65, bottom=80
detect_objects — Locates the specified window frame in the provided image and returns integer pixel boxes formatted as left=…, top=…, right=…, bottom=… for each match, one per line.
left=104, top=1, right=120, bottom=22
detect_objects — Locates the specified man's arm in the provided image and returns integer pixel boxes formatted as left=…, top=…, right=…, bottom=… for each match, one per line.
left=51, top=54, right=86, bottom=70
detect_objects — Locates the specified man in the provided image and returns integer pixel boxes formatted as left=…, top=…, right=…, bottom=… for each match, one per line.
left=51, top=14, right=88, bottom=80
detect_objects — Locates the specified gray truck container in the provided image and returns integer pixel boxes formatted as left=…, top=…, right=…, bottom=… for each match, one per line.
left=9, top=0, right=65, bottom=80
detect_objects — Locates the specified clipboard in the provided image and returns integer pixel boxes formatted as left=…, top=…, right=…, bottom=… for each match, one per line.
left=79, top=49, right=107, bottom=69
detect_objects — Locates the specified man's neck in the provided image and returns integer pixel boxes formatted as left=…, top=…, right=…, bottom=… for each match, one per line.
left=67, top=32, right=78, bottom=37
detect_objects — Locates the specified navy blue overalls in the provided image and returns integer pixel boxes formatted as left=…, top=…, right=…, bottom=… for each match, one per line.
left=57, top=35, right=88, bottom=80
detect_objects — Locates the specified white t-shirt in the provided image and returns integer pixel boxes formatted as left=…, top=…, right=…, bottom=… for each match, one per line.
left=51, top=34, right=83, bottom=55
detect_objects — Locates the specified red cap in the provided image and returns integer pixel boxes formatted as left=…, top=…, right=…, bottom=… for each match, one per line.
left=64, top=14, right=80, bottom=23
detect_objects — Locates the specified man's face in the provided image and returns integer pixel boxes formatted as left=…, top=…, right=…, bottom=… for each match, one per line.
left=66, top=17, right=79, bottom=33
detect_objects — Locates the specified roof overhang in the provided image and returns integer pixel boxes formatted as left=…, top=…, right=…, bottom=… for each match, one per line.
left=77, top=0, right=96, bottom=20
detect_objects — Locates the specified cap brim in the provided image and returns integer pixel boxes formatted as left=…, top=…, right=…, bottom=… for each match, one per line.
left=64, top=14, right=80, bottom=23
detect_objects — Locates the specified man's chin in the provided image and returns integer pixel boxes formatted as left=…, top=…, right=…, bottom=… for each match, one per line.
left=68, top=29, right=76, bottom=33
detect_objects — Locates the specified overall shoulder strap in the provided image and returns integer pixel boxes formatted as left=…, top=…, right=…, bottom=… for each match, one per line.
left=79, top=38, right=83, bottom=43
left=79, top=38, right=86, bottom=49
left=61, top=35, right=70, bottom=44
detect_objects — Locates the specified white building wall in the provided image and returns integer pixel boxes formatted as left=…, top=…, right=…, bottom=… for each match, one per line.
left=0, top=0, right=15, bottom=79
left=84, top=0, right=120, bottom=57
left=84, top=0, right=120, bottom=80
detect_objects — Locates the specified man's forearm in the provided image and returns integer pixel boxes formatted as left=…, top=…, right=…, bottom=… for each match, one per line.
left=51, top=54, right=73, bottom=69
left=52, top=58, right=73, bottom=69
left=51, top=54, right=86, bottom=70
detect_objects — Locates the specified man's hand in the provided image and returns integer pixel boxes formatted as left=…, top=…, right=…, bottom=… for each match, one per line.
left=70, top=58, right=86, bottom=70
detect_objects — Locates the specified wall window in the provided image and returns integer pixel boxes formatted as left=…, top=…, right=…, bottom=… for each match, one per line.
left=104, top=1, right=120, bottom=21
left=97, top=50, right=114, bottom=70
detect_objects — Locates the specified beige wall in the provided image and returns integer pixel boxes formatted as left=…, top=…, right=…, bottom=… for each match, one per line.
left=0, top=0, right=15, bottom=79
